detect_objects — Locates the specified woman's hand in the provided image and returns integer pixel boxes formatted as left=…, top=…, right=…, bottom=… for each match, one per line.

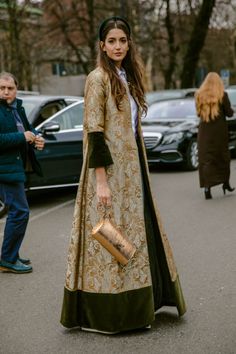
left=97, top=181, right=111, bottom=206
left=95, top=167, right=111, bottom=206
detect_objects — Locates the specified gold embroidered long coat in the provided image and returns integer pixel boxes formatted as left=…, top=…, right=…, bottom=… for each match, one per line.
left=60, top=67, right=186, bottom=333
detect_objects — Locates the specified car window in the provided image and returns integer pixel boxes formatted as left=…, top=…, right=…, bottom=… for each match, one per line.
left=49, top=102, right=84, bottom=131
left=22, top=97, right=67, bottom=122
left=23, top=102, right=37, bottom=117
left=146, top=100, right=197, bottom=119
left=40, top=103, right=63, bottom=119
left=226, top=90, right=236, bottom=106
left=34, top=102, right=67, bottom=126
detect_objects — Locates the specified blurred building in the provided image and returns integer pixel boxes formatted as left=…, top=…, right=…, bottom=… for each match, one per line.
left=0, top=1, right=235, bottom=92
left=0, top=0, right=86, bottom=95
left=0, top=1, right=43, bottom=90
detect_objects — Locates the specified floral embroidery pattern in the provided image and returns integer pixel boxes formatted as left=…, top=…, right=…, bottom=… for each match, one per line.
left=65, top=68, right=177, bottom=293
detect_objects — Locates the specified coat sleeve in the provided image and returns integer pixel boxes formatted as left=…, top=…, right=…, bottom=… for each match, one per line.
left=223, top=92, right=234, bottom=117
left=84, top=70, right=113, bottom=168
left=0, top=132, right=25, bottom=151
left=88, top=132, right=113, bottom=168
left=0, top=106, right=34, bottom=151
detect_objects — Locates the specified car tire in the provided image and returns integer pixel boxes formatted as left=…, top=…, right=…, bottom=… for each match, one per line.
left=184, top=138, right=199, bottom=170
left=0, top=198, right=7, bottom=218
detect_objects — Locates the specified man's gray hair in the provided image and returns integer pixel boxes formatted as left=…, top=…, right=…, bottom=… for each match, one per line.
left=0, top=72, right=18, bottom=87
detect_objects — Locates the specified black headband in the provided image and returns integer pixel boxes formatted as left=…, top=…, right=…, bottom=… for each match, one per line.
left=98, top=16, right=131, bottom=40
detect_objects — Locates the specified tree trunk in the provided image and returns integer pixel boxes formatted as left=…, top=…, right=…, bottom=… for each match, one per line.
left=164, top=0, right=178, bottom=89
left=180, top=0, right=216, bottom=88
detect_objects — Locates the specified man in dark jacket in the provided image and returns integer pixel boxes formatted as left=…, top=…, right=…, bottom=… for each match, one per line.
left=0, top=72, right=45, bottom=273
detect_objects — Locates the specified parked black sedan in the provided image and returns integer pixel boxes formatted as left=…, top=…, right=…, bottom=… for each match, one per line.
left=142, top=98, right=236, bottom=170
left=0, top=100, right=84, bottom=217
left=25, top=100, right=84, bottom=190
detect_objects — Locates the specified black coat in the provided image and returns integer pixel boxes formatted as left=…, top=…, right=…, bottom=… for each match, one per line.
left=197, top=92, right=234, bottom=188
left=0, top=98, right=42, bottom=183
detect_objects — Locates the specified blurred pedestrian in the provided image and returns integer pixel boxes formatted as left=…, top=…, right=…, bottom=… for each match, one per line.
left=60, top=16, right=186, bottom=334
left=0, top=72, right=45, bottom=273
left=195, top=72, right=235, bottom=199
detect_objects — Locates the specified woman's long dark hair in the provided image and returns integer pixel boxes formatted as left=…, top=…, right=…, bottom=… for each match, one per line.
left=97, top=18, right=147, bottom=113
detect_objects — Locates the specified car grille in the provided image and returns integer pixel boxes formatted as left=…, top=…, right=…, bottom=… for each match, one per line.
left=143, top=132, right=162, bottom=149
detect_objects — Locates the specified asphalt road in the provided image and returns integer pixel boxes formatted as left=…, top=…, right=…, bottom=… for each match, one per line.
left=1, top=161, right=236, bottom=354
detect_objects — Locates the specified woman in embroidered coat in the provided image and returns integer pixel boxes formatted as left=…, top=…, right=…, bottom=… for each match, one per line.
left=60, top=16, right=186, bottom=334
left=195, top=72, right=234, bottom=200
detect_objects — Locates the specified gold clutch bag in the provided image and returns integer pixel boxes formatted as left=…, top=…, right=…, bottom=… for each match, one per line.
left=92, top=218, right=136, bottom=266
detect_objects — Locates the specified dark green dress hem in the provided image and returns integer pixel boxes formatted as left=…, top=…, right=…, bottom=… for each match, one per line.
left=173, top=275, right=186, bottom=316
left=61, top=286, right=155, bottom=332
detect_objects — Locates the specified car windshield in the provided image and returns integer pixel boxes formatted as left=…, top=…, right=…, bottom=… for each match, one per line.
left=146, top=99, right=197, bottom=120
left=146, top=91, right=183, bottom=103
left=146, top=89, right=196, bottom=105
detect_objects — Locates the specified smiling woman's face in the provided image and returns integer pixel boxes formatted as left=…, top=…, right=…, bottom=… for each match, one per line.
left=101, top=28, right=129, bottom=68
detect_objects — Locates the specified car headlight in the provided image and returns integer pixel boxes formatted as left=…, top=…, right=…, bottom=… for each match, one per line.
left=162, top=132, right=184, bottom=145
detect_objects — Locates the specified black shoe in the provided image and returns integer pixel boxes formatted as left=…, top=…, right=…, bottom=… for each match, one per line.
left=0, top=259, right=32, bottom=273
left=18, top=257, right=31, bottom=265
left=204, top=188, right=212, bottom=199
left=222, top=182, right=235, bottom=195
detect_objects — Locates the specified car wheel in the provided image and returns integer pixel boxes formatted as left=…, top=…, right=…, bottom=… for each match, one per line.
left=184, top=138, right=198, bottom=170
left=0, top=198, right=7, bottom=218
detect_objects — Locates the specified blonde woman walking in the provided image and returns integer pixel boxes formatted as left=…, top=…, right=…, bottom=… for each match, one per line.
left=195, top=72, right=234, bottom=199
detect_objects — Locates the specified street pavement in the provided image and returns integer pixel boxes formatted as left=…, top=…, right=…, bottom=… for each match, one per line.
left=0, top=161, right=236, bottom=354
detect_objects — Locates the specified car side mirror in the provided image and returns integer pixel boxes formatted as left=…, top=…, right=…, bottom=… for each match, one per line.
left=40, top=122, right=60, bottom=135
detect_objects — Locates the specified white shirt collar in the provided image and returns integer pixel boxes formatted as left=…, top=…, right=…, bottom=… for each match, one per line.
left=117, top=67, right=126, bottom=78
